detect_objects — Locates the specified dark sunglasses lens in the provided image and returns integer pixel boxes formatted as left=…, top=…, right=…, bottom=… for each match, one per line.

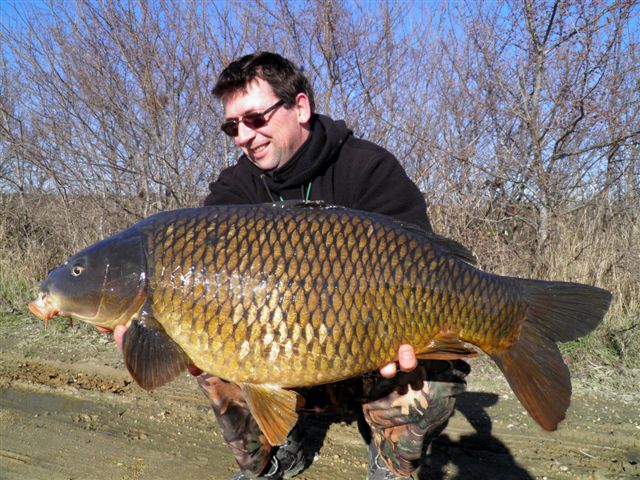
left=242, top=112, right=268, bottom=129
left=220, top=113, right=268, bottom=137
left=221, top=121, right=238, bottom=137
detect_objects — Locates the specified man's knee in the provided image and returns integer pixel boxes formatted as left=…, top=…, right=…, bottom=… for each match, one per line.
left=362, top=360, right=469, bottom=476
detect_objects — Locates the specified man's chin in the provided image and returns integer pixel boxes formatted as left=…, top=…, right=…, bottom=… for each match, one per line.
left=250, top=156, right=278, bottom=171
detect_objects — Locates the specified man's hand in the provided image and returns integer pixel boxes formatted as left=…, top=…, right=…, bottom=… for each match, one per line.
left=113, top=324, right=127, bottom=351
left=379, top=344, right=418, bottom=378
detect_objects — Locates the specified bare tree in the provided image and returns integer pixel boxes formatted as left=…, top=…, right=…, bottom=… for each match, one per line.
left=2, top=1, right=234, bottom=220
left=418, top=0, right=640, bottom=275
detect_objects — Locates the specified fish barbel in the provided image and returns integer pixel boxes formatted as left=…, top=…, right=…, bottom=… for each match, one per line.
left=28, top=202, right=611, bottom=444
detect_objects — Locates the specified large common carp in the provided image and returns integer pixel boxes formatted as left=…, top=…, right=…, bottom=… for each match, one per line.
left=29, top=202, right=611, bottom=445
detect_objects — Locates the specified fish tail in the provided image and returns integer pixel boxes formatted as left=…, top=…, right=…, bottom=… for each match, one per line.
left=490, top=280, right=612, bottom=431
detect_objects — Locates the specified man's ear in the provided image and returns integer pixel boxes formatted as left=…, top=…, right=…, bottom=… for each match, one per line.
left=295, top=93, right=312, bottom=124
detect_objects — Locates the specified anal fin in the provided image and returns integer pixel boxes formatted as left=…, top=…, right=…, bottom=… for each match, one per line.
left=416, top=333, right=478, bottom=360
left=241, top=383, right=300, bottom=446
left=123, top=309, right=189, bottom=390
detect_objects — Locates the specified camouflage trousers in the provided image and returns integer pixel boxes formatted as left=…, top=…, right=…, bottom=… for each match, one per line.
left=196, top=360, right=470, bottom=478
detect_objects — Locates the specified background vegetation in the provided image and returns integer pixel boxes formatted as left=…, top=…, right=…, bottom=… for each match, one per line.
left=1, top=0, right=638, bottom=372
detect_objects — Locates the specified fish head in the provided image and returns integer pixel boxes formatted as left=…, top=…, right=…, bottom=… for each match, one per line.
left=29, top=232, right=148, bottom=331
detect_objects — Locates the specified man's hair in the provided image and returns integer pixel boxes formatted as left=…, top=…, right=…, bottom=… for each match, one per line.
left=212, top=52, right=315, bottom=112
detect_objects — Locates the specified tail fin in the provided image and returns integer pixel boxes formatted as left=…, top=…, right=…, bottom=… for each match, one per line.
left=491, top=281, right=612, bottom=431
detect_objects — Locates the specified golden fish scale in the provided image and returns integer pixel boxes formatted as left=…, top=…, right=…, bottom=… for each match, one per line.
left=142, top=206, right=526, bottom=387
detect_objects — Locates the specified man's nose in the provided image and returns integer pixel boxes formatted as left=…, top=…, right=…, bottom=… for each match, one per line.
left=235, top=121, right=256, bottom=146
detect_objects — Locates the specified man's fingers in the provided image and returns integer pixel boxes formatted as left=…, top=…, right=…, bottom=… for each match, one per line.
left=398, top=344, right=417, bottom=372
left=379, top=344, right=418, bottom=378
left=114, top=324, right=127, bottom=352
left=379, top=362, right=398, bottom=379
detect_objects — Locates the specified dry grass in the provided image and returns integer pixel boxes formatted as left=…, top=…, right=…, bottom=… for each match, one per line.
left=0, top=194, right=133, bottom=312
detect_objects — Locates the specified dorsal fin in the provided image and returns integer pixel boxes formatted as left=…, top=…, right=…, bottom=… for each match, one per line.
left=398, top=223, right=477, bottom=265
left=423, top=233, right=477, bottom=265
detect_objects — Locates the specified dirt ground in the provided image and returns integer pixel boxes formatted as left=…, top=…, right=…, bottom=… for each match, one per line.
left=0, top=315, right=638, bottom=480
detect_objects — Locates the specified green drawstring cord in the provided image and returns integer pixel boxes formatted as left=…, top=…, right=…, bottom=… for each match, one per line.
left=278, top=181, right=313, bottom=202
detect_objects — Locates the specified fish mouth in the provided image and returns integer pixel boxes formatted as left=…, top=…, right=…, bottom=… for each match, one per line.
left=28, top=293, right=60, bottom=326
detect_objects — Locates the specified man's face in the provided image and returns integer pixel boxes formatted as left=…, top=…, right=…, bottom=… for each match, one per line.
left=223, top=78, right=311, bottom=171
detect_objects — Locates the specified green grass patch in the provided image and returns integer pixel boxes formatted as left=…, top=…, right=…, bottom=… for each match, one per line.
left=0, top=277, right=38, bottom=313
left=561, top=313, right=639, bottom=370
left=0, top=309, right=27, bottom=328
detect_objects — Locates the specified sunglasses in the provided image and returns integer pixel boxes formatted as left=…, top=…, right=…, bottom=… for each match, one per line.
left=220, top=99, right=286, bottom=137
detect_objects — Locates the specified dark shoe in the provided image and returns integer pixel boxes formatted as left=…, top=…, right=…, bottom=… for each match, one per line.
left=273, top=429, right=306, bottom=478
left=230, top=427, right=306, bottom=480
left=229, top=456, right=280, bottom=479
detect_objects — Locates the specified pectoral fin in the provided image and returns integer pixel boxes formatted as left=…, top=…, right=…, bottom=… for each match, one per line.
left=416, top=333, right=478, bottom=360
left=241, top=383, right=301, bottom=446
left=122, top=309, right=189, bottom=390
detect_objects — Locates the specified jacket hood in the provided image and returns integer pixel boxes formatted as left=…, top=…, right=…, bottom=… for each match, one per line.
left=239, top=114, right=352, bottom=192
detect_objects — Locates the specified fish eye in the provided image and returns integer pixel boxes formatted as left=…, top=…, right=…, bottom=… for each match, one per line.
left=71, top=265, right=84, bottom=277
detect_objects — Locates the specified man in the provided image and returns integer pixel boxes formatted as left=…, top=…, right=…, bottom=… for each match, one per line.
left=116, top=52, right=468, bottom=479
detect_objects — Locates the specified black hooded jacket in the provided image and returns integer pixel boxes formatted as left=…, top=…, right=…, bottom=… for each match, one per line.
left=204, top=114, right=432, bottom=232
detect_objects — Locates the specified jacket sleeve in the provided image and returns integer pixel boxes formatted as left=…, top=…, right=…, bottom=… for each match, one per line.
left=345, top=146, right=432, bottom=232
